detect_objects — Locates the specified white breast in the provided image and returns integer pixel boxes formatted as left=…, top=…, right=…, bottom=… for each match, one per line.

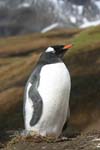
left=38, top=62, right=70, bottom=101
left=34, top=62, right=71, bottom=137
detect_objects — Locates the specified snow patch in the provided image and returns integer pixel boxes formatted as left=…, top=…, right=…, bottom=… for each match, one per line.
left=94, top=0, right=100, bottom=9
left=72, top=5, right=83, bottom=15
left=70, top=16, right=76, bottom=23
left=18, top=3, right=30, bottom=8
left=72, top=4, right=77, bottom=9
left=77, top=6, right=84, bottom=15
left=41, top=23, right=59, bottom=33
left=58, top=0, right=65, bottom=5
left=80, top=20, right=100, bottom=28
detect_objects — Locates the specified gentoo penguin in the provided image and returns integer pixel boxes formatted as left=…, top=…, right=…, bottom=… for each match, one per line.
left=23, top=44, right=72, bottom=138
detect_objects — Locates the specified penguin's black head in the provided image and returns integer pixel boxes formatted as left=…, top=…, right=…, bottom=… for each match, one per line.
left=45, top=44, right=72, bottom=58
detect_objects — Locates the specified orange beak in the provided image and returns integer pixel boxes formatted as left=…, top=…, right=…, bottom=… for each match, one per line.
left=63, top=44, right=73, bottom=50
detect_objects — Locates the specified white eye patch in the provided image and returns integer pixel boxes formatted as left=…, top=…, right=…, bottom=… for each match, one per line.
left=45, top=47, right=55, bottom=53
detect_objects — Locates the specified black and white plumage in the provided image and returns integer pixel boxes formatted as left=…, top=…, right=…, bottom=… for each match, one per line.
left=23, top=44, right=72, bottom=138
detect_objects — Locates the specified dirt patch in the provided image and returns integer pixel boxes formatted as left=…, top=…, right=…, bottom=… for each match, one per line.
left=1, top=131, right=100, bottom=150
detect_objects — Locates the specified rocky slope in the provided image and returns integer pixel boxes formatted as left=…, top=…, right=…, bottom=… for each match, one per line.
left=0, top=0, right=100, bottom=36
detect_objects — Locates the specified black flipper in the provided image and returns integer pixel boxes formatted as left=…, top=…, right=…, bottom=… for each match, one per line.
left=28, top=84, right=43, bottom=126
left=23, top=64, right=43, bottom=127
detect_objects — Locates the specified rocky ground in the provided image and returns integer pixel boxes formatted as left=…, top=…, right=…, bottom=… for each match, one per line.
left=0, top=26, right=100, bottom=149
left=1, top=130, right=100, bottom=150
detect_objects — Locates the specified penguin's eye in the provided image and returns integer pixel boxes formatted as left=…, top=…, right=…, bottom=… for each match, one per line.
left=45, top=47, right=55, bottom=53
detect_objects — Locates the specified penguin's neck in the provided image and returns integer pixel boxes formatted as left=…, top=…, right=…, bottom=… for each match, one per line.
left=38, top=53, right=61, bottom=65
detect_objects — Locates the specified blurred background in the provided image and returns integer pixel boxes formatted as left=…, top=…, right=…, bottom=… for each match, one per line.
left=0, top=0, right=100, bottom=148
left=0, top=0, right=100, bottom=37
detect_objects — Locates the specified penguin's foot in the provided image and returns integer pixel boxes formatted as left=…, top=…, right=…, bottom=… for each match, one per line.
left=19, top=130, right=63, bottom=143
left=20, top=130, right=44, bottom=142
left=20, top=130, right=55, bottom=142
left=20, top=130, right=71, bottom=143
left=19, top=130, right=44, bottom=142
left=20, top=130, right=38, bottom=137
